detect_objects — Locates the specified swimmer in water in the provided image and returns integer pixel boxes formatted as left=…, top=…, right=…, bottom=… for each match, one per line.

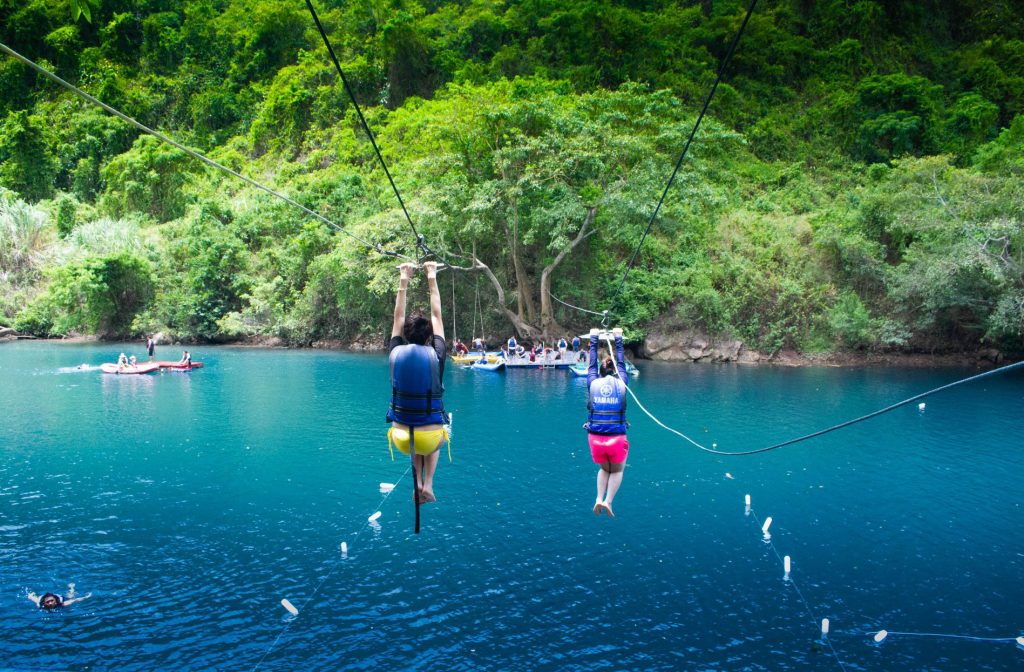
left=28, top=583, right=91, bottom=610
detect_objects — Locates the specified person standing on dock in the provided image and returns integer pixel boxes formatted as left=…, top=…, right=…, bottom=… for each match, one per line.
left=507, top=335, right=517, bottom=358
left=585, top=327, right=629, bottom=517
left=386, top=262, right=449, bottom=505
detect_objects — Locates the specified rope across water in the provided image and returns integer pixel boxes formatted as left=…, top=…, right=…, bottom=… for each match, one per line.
left=601, top=335, right=1024, bottom=456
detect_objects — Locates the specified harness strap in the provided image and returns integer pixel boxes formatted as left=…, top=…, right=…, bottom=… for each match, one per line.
left=411, top=425, right=421, bottom=534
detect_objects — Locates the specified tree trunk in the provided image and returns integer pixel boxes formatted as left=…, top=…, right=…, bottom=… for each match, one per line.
left=447, top=255, right=540, bottom=341
left=500, top=177, right=537, bottom=324
left=539, top=206, right=598, bottom=338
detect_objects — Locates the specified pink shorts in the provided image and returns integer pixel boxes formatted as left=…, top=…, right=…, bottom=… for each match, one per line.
left=588, top=433, right=629, bottom=464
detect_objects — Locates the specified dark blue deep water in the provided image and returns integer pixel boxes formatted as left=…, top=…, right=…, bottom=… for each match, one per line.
left=1, top=342, right=1022, bottom=671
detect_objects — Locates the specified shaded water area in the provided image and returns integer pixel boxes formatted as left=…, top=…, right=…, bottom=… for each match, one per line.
left=2, top=341, right=1022, bottom=671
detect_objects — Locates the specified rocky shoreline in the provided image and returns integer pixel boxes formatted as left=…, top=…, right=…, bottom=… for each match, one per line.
left=8, top=329, right=1013, bottom=369
left=639, top=329, right=1011, bottom=368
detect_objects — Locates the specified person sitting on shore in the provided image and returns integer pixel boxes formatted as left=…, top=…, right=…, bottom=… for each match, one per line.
left=28, top=584, right=91, bottom=610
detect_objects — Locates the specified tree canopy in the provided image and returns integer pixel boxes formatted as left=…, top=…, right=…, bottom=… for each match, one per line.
left=0, top=0, right=1021, bottom=355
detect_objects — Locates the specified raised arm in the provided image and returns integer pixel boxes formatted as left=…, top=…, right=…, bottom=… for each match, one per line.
left=613, top=328, right=628, bottom=386
left=391, top=263, right=417, bottom=338
left=587, top=328, right=600, bottom=386
left=424, top=262, right=444, bottom=339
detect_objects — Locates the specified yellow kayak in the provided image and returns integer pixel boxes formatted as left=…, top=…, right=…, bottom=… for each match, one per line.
left=452, top=353, right=500, bottom=364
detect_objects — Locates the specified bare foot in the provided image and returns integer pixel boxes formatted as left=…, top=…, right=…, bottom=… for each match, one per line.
left=597, top=502, right=615, bottom=517
left=420, top=488, right=437, bottom=503
left=593, top=500, right=603, bottom=515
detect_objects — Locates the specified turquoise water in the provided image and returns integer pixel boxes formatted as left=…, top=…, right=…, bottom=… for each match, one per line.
left=2, top=341, right=1022, bottom=671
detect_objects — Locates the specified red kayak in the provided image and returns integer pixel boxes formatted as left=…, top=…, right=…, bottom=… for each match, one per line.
left=100, top=363, right=160, bottom=375
left=154, top=361, right=204, bottom=370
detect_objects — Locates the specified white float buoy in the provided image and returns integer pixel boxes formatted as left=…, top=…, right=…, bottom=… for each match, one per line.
left=725, top=472, right=734, bottom=480
left=874, top=630, right=888, bottom=643
left=281, top=599, right=299, bottom=616
left=918, top=402, right=926, bottom=411
left=340, top=541, right=348, bottom=558
left=762, top=517, right=773, bottom=534
left=821, top=618, right=829, bottom=636
left=379, top=482, right=395, bottom=493
left=784, top=555, right=791, bottom=574
left=712, top=442, right=717, bottom=449
left=368, top=511, right=382, bottom=522
left=744, top=494, right=751, bottom=507
left=1016, top=636, right=1024, bottom=646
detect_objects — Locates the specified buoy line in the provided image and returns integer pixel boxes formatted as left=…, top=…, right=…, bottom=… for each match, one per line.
left=251, top=466, right=410, bottom=671
left=743, top=495, right=849, bottom=672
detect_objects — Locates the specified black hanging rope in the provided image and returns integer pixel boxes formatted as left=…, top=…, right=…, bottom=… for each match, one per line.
left=304, top=0, right=423, bottom=255
left=606, top=0, right=759, bottom=315
left=0, top=41, right=410, bottom=261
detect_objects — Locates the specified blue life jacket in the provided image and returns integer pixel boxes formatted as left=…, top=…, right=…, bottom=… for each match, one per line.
left=508, top=337, right=517, bottom=350
left=386, top=344, right=446, bottom=426
left=585, top=375, right=628, bottom=434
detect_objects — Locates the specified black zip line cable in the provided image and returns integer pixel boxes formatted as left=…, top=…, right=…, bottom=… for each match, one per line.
left=0, top=41, right=413, bottom=261
left=304, top=0, right=434, bottom=261
left=605, top=0, right=759, bottom=322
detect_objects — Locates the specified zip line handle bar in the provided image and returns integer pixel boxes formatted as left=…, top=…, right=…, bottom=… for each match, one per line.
left=395, top=263, right=449, bottom=272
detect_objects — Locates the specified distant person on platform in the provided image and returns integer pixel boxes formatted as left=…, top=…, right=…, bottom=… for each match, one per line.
left=557, top=337, right=568, bottom=359
left=178, top=351, right=191, bottom=366
left=28, top=583, right=91, bottom=610
left=584, top=327, right=630, bottom=517
left=454, top=338, right=469, bottom=355
left=386, top=261, right=449, bottom=504
left=472, top=336, right=484, bottom=352
left=572, top=335, right=581, bottom=354
left=507, top=335, right=517, bottom=357
left=146, top=336, right=156, bottom=361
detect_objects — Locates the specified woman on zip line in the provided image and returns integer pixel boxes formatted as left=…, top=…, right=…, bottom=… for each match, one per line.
left=386, top=261, right=450, bottom=504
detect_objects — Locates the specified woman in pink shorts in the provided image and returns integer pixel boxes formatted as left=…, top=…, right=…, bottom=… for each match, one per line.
left=584, top=327, right=630, bottom=516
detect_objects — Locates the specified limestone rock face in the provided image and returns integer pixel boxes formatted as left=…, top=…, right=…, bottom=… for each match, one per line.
left=641, top=328, right=758, bottom=363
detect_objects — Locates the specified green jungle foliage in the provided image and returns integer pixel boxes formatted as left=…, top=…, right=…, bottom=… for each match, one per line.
left=0, top=0, right=1022, bottom=354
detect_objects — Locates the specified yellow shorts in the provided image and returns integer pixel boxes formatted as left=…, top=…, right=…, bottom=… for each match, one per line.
left=388, top=427, right=451, bottom=461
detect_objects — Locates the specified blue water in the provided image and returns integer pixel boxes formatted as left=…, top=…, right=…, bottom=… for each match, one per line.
left=2, top=342, right=1022, bottom=671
